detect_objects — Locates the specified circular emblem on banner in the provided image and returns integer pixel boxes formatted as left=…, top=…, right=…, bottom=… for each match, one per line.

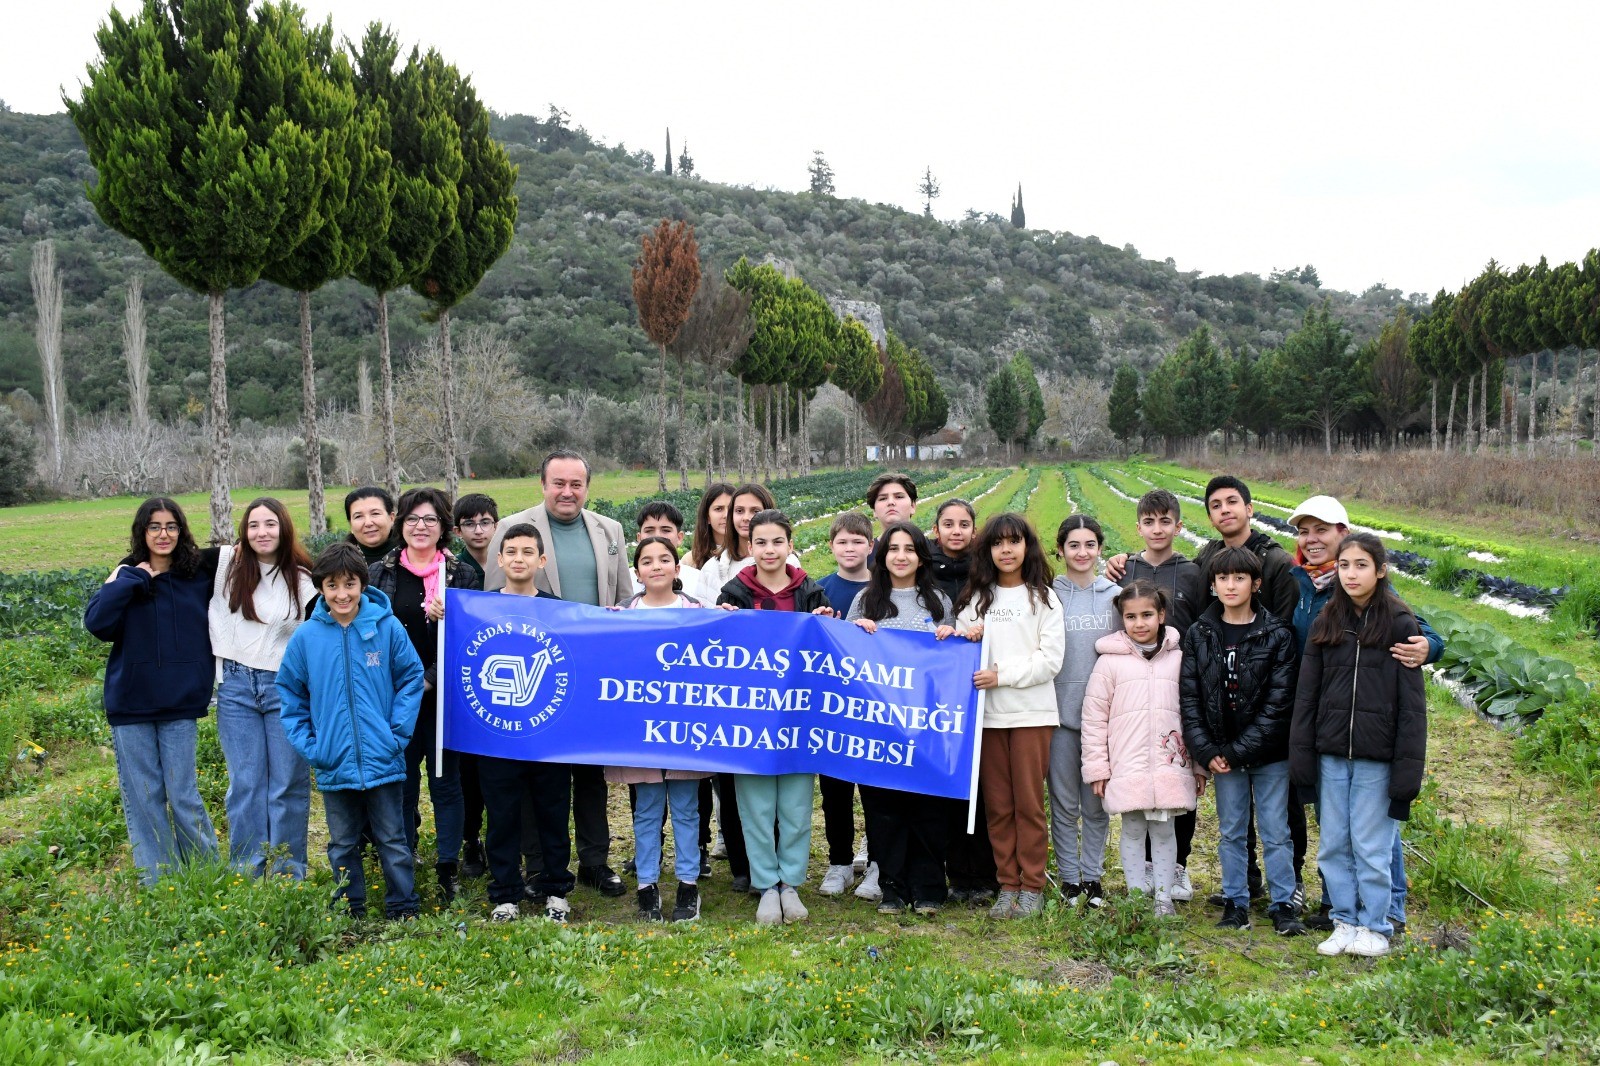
left=459, top=620, right=570, bottom=737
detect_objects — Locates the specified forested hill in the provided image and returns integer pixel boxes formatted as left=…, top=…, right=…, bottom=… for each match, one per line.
left=0, top=106, right=1419, bottom=425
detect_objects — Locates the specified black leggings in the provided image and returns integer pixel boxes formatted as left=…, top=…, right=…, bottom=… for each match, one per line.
left=819, top=775, right=861, bottom=866
left=1145, top=808, right=1196, bottom=868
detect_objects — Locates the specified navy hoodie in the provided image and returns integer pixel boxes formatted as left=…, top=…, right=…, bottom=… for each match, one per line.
left=84, top=553, right=219, bottom=725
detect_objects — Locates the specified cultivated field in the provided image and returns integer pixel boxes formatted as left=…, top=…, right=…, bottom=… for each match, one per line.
left=2, top=460, right=1598, bottom=1063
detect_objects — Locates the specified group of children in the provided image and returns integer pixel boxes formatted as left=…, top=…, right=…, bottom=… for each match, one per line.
left=87, top=463, right=1431, bottom=959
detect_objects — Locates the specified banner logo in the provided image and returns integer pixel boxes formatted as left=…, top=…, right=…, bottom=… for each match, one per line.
left=479, top=649, right=553, bottom=706
left=458, top=620, right=569, bottom=737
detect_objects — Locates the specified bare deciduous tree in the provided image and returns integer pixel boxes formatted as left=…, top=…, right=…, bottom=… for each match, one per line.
left=1041, top=374, right=1111, bottom=455
left=393, top=327, right=534, bottom=480
left=30, top=240, right=66, bottom=484
left=122, top=275, right=150, bottom=433
left=669, top=273, right=752, bottom=485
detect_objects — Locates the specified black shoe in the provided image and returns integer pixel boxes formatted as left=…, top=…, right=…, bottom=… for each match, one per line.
left=671, top=882, right=701, bottom=922
left=1061, top=882, right=1083, bottom=906
left=912, top=899, right=940, bottom=916
left=461, top=840, right=486, bottom=879
left=968, top=887, right=997, bottom=908
left=623, top=857, right=637, bottom=876
left=1080, top=880, right=1106, bottom=908
left=730, top=875, right=752, bottom=895
left=1290, top=879, right=1306, bottom=912
left=387, top=909, right=419, bottom=922
left=523, top=884, right=548, bottom=906
left=1304, top=901, right=1334, bottom=932
left=1207, top=892, right=1228, bottom=907
left=1391, top=919, right=1406, bottom=940
left=700, top=856, right=712, bottom=879
left=877, top=892, right=908, bottom=915
left=637, top=883, right=663, bottom=921
left=946, top=886, right=971, bottom=904
left=1216, top=902, right=1251, bottom=930
left=580, top=864, right=627, bottom=898
left=1268, top=903, right=1306, bottom=936
left=436, top=861, right=460, bottom=905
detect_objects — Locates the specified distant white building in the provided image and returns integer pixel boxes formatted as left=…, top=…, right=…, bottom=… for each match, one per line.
left=866, top=427, right=965, bottom=462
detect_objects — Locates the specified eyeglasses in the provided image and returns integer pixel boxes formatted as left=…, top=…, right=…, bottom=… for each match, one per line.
left=457, top=519, right=496, bottom=531
left=402, top=515, right=441, bottom=528
left=145, top=523, right=180, bottom=534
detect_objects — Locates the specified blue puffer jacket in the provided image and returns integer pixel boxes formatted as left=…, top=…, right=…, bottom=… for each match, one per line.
left=84, top=556, right=218, bottom=726
left=276, top=588, right=425, bottom=792
left=1290, top=566, right=1445, bottom=662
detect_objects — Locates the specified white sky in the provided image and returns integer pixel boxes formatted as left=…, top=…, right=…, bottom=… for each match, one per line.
left=8, top=0, right=1598, bottom=296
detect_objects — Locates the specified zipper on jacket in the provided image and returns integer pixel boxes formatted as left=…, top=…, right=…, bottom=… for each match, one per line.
left=1347, top=634, right=1361, bottom=761
left=343, top=623, right=368, bottom=789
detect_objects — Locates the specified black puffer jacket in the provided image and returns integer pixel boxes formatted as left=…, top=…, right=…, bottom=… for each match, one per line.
left=369, top=548, right=483, bottom=689
left=714, top=574, right=833, bottom=614
left=928, top=545, right=970, bottom=605
left=1180, top=603, right=1299, bottom=770
left=1289, top=607, right=1428, bottom=820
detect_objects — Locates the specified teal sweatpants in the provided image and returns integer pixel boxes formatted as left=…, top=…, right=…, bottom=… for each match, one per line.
left=733, top=773, right=814, bottom=891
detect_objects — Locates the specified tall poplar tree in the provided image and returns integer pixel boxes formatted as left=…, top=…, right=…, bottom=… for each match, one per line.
left=350, top=29, right=462, bottom=497
left=413, top=59, right=517, bottom=498
left=70, top=0, right=332, bottom=539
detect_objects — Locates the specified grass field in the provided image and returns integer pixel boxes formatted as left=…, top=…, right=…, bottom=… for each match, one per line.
left=4, top=460, right=1600, bottom=1061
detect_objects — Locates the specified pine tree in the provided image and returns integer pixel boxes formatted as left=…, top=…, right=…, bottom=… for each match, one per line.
left=1010, top=183, right=1025, bottom=229
left=808, top=150, right=835, bottom=196
left=918, top=166, right=941, bottom=217
left=677, top=141, right=694, bottom=178
left=1107, top=363, right=1140, bottom=447
left=1009, top=352, right=1045, bottom=445
left=985, top=365, right=1023, bottom=461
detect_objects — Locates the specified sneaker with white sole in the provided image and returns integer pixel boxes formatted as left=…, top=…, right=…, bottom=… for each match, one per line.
left=1014, top=890, right=1043, bottom=917
left=1141, top=860, right=1154, bottom=894
left=755, top=888, right=783, bottom=925
left=988, top=889, right=1019, bottom=919
left=1346, top=927, right=1390, bottom=957
left=818, top=864, right=855, bottom=896
left=1170, top=865, right=1193, bottom=902
left=1082, top=880, right=1107, bottom=908
left=490, top=902, right=519, bottom=923
left=1154, top=897, right=1177, bottom=918
left=779, top=885, right=809, bottom=923
left=709, top=834, right=727, bottom=859
left=544, top=896, right=570, bottom=924
left=853, top=845, right=869, bottom=873
left=854, top=862, right=882, bottom=901
left=1317, top=921, right=1360, bottom=956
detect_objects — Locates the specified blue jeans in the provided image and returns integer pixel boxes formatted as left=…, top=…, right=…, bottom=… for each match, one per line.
left=111, top=718, right=218, bottom=885
left=1317, top=755, right=1396, bottom=936
left=216, top=661, right=309, bottom=878
left=403, top=706, right=463, bottom=863
left=633, top=779, right=702, bottom=886
left=1215, top=760, right=1295, bottom=909
left=1391, top=827, right=1407, bottom=924
left=323, top=782, right=417, bottom=917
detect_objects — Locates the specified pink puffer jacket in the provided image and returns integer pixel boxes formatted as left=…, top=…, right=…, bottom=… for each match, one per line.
left=1080, top=627, right=1199, bottom=816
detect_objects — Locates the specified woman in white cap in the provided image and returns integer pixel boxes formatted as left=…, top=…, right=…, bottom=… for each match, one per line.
left=1286, top=494, right=1442, bottom=938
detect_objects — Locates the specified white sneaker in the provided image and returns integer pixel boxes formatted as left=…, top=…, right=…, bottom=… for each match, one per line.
left=1142, top=860, right=1154, bottom=894
left=544, top=896, right=570, bottom=924
left=1170, top=865, right=1194, bottom=902
left=1154, top=897, right=1177, bottom=918
left=710, top=833, right=727, bottom=860
left=1346, top=927, right=1391, bottom=958
left=779, top=885, right=809, bottom=923
left=854, top=862, right=882, bottom=901
left=853, top=844, right=869, bottom=873
left=489, top=902, right=519, bottom=923
left=988, top=889, right=1019, bottom=919
left=1316, top=921, right=1359, bottom=956
left=755, top=887, right=783, bottom=925
left=818, top=864, right=855, bottom=896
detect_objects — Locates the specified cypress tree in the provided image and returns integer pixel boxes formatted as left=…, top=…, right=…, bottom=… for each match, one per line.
left=1011, top=183, right=1026, bottom=229
left=1108, top=362, right=1141, bottom=448
left=985, top=365, right=1023, bottom=461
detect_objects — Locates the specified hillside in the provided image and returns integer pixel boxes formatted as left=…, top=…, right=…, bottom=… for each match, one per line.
left=0, top=107, right=1420, bottom=425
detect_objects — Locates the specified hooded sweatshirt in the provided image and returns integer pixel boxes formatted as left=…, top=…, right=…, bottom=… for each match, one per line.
left=718, top=564, right=834, bottom=614
left=1049, top=573, right=1121, bottom=729
left=1121, top=551, right=1203, bottom=637
left=1196, top=531, right=1296, bottom=623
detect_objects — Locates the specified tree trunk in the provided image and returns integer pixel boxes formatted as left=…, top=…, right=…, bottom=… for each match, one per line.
left=656, top=343, right=669, bottom=493
left=1464, top=373, right=1476, bottom=451
left=377, top=291, right=401, bottom=498
left=706, top=369, right=718, bottom=489
left=1529, top=352, right=1539, bottom=450
left=677, top=358, right=690, bottom=491
left=207, top=291, right=233, bottom=544
left=1322, top=417, right=1334, bottom=456
left=123, top=274, right=150, bottom=434
left=1480, top=362, right=1490, bottom=444
left=440, top=308, right=459, bottom=500
left=1429, top=378, right=1437, bottom=451
left=297, top=291, right=327, bottom=535
left=1444, top=379, right=1458, bottom=451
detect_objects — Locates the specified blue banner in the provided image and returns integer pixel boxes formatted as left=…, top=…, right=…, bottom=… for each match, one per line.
left=440, top=591, right=985, bottom=799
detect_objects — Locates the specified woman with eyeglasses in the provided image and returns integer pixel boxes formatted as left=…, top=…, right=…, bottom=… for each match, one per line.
left=84, top=497, right=222, bottom=884
left=368, top=487, right=484, bottom=905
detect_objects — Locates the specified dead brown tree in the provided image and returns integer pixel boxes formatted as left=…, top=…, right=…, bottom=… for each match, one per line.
left=632, top=219, right=701, bottom=491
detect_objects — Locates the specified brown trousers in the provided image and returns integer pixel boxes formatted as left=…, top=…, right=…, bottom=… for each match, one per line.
left=980, top=725, right=1053, bottom=892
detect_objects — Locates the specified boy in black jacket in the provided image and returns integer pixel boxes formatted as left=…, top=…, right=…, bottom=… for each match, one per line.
left=1180, top=546, right=1304, bottom=936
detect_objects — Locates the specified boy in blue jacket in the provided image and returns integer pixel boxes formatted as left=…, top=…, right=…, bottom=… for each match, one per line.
left=278, top=543, right=426, bottom=919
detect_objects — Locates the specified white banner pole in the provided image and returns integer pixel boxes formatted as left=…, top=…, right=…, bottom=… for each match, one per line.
left=434, top=585, right=446, bottom=776
left=966, top=629, right=989, bottom=834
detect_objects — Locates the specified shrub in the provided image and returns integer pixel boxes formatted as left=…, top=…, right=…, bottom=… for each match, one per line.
left=1427, top=549, right=1480, bottom=595
left=0, top=405, right=37, bottom=504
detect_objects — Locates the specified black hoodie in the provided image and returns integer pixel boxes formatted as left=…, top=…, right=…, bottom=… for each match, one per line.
left=1195, top=531, right=1297, bottom=624
left=928, top=544, right=971, bottom=605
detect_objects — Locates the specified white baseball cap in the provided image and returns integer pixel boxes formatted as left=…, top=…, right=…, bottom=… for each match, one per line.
left=1288, top=495, right=1350, bottom=529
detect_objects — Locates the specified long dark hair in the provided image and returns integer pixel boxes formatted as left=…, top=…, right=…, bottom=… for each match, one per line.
left=728, top=483, right=778, bottom=559
left=633, top=535, right=685, bottom=594
left=958, top=512, right=1055, bottom=618
left=692, top=482, right=735, bottom=570
left=1309, top=532, right=1413, bottom=648
left=227, top=497, right=312, bottom=623
left=129, top=497, right=203, bottom=579
left=859, top=521, right=947, bottom=624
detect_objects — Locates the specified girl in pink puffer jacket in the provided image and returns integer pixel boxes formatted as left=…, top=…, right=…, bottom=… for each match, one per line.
left=1081, top=581, right=1206, bottom=915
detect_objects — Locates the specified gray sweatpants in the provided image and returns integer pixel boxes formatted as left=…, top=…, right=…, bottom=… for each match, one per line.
left=1048, top=726, right=1109, bottom=883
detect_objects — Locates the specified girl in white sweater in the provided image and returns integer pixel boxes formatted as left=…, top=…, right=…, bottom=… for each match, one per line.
left=207, top=497, right=318, bottom=878
left=956, top=512, right=1066, bottom=919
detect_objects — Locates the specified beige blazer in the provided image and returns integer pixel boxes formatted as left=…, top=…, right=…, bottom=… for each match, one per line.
left=482, top=502, right=631, bottom=606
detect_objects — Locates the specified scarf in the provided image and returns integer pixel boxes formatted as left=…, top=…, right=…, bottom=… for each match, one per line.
left=1303, top=559, right=1339, bottom=592
left=400, top=548, right=446, bottom=609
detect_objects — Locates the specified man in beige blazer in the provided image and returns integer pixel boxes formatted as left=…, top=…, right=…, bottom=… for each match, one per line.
left=483, top=449, right=632, bottom=898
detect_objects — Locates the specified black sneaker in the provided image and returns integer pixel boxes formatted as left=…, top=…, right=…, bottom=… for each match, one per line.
left=1290, top=879, right=1306, bottom=912
left=700, top=856, right=712, bottom=879
left=1061, top=882, right=1084, bottom=906
left=877, top=892, right=908, bottom=915
left=637, top=883, right=663, bottom=921
left=1206, top=891, right=1228, bottom=907
left=1268, top=903, right=1306, bottom=936
left=436, top=861, right=460, bottom=905
left=912, top=899, right=940, bottom=916
left=1216, top=902, right=1251, bottom=930
left=730, top=875, right=752, bottom=895
left=623, top=857, right=637, bottom=876
left=461, top=840, right=486, bottom=879
left=580, top=864, right=627, bottom=898
left=946, top=886, right=972, bottom=904
left=1391, top=919, right=1406, bottom=940
left=968, top=887, right=997, bottom=908
left=671, top=882, right=701, bottom=922
left=1304, top=900, right=1334, bottom=932
left=1081, top=880, right=1106, bottom=908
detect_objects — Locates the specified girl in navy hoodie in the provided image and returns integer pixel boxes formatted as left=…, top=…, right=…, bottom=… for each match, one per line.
left=84, top=498, right=220, bottom=885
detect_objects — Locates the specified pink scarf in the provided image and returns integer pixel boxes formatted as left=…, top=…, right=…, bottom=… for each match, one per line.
left=400, top=548, right=446, bottom=608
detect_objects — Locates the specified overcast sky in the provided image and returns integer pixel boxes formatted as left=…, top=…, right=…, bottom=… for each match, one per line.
left=7, top=0, right=1597, bottom=296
